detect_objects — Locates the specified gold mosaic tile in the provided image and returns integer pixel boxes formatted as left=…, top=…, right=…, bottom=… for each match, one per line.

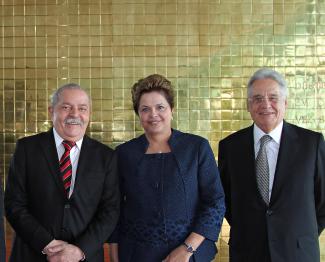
left=1, top=0, right=325, bottom=261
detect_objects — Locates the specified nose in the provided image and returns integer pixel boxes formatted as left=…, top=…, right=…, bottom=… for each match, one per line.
left=261, top=97, right=271, bottom=108
left=69, top=106, right=78, bottom=116
left=150, top=108, right=158, bottom=117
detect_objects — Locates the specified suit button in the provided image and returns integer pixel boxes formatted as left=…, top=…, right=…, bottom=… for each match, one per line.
left=64, top=204, right=70, bottom=209
left=266, top=210, right=273, bottom=216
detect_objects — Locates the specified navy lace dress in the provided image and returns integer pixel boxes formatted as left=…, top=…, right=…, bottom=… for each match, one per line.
left=119, top=152, right=193, bottom=261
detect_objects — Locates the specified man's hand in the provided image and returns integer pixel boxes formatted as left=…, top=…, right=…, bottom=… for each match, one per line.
left=43, top=240, right=68, bottom=256
left=47, top=244, right=84, bottom=262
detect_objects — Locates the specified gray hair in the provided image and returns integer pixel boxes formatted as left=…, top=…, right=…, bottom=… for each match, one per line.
left=50, top=83, right=90, bottom=107
left=247, top=68, right=288, bottom=98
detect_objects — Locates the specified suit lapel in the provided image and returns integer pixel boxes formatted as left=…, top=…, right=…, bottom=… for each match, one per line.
left=270, top=122, right=299, bottom=204
left=39, top=129, right=66, bottom=196
left=244, top=126, right=267, bottom=205
left=70, top=135, right=91, bottom=197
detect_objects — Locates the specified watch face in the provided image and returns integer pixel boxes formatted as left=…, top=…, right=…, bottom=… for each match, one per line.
left=187, top=246, right=194, bottom=253
left=183, top=243, right=195, bottom=253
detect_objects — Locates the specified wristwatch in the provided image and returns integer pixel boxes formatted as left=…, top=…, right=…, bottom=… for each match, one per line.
left=183, top=242, right=196, bottom=253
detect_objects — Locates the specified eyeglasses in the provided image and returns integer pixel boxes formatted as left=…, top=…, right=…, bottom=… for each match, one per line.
left=249, top=95, right=283, bottom=105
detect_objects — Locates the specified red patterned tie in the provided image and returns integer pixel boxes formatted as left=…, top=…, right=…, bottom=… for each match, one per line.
left=60, top=140, right=75, bottom=197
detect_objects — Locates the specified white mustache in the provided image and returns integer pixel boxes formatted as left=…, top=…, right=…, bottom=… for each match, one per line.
left=65, top=118, right=83, bottom=125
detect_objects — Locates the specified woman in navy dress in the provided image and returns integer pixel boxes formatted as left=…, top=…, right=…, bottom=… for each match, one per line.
left=110, top=74, right=225, bottom=262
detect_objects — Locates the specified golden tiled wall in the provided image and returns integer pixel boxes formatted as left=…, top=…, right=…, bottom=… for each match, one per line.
left=1, top=0, right=325, bottom=261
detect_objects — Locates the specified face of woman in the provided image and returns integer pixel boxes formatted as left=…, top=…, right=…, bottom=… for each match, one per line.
left=138, top=91, right=173, bottom=136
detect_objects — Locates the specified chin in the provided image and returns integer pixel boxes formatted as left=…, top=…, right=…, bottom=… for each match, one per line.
left=146, top=129, right=160, bottom=134
left=145, top=128, right=165, bottom=135
left=65, top=131, right=84, bottom=139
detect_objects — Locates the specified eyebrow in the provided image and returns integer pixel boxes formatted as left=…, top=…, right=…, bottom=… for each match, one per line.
left=140, top=102, right=165, bottom=107
left=61, top=102, right=89, bottom=107
left=252, top=93, right=279, bottom=97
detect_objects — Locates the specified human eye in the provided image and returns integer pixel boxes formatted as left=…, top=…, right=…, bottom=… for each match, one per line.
left=157, top=105, right=166, bottom=111
left=61, top=105, right=71, bottom=111
left=79, top=106, right=88, bottom=112
left=140, top=107, right=149, bottom=113
left=269, top=95, right=279, bottom=103
left=252, top=96, right=263, bottom=104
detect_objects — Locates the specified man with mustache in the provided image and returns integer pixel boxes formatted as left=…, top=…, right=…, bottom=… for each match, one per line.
left=5, top=83, right=120, bottom=262
left=218, top=68, right=325, bottom=262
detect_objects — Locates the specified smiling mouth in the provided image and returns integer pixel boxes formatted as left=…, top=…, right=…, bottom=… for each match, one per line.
left=65, top=119, right=83, bottom=126
left=259, top=112, right=274, bottom=115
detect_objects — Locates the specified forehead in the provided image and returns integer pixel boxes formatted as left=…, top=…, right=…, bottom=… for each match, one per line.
left=58, top=89, right=90, bottom=105
left=251, top=78, right=281, bottom=95
left=139, top=91, right=168, bottom=105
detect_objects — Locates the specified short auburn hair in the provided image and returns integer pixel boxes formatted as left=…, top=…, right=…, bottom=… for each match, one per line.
left=131, top=74, right=174, bottom=115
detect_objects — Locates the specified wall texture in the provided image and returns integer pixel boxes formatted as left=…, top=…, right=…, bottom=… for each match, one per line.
left=1, top=0, right=325, bottom=261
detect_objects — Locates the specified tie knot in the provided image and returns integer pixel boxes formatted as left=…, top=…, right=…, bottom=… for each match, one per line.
left=260, top=135, right=272, bottom=147
left=62, top=140, right=76, bottom=151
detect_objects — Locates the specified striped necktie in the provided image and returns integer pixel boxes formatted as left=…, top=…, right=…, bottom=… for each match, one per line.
left=60, top=140, right=75, bottom=198
left=256, top=135, right=272, bottom=205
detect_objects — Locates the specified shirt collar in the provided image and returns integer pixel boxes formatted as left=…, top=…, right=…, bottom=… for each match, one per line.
left=53, top=128, right=83, bottom=150
left=253, top=121, right=283, bottom=146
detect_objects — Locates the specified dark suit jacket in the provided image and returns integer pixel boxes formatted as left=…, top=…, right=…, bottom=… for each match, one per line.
left=0, top=181, right=5, bottom=262
left=218, top=121, right=325, bottom=262
left=112, top=129, right=225, bottom=261
left=5, top=129, right=120, bottom=262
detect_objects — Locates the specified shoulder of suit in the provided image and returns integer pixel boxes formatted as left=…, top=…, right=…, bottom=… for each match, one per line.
left=163, top=130, right=212, bottom=158
left=83, top=135, right=114, bottom=152
left=285, top=122, right=323, bottom=139
left=17, top=131, right=51, bottom=144
left=171, top=129, right=209, bottom=147
left=170, top=131, right=212, bottom=158
left=115, top=134, right=143, bottom=151
left=219, top=126, right=252, bottom=144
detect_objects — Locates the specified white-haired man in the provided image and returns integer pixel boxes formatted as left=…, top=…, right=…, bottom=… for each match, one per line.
left=219, top=68, right=325, bottom=262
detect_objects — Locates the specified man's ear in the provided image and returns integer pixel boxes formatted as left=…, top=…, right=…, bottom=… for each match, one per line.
left=48, top=106, right=53, bottom=118
left=246, top=98, right=250, bottom=112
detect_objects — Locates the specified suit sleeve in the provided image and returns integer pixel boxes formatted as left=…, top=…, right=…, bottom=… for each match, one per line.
left=74, top=150, right=120, bottom=258
left=218, top=139, right=232, bottom=225
left=315, top=134, right=325, bottom=234
left=192, top=139, right=226, bottom=241
left=4, top=139, right=53, bottom=253
left=107, top=147, right=123, bottom=244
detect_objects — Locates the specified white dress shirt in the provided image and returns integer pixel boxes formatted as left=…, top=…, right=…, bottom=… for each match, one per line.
left=53, top=128, right=83, bottom=198
left=254, top=121, right=283, bottom=201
